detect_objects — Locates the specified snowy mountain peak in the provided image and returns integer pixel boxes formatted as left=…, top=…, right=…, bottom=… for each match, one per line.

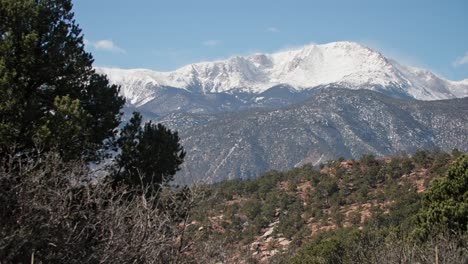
left=97, top=41, right=468, bottom=106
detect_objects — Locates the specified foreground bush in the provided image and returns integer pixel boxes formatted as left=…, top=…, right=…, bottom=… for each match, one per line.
left=290, top=227, right=467, bottom=264
left=0, top=151, right=205, bottom=263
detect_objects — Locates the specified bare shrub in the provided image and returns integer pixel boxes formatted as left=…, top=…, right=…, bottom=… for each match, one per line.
left=349, top=230, right=467, bottom=264
left=0, top=151, right=214, bottom=263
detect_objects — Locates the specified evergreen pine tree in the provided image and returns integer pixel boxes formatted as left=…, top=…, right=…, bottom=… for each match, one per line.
left=415, top=154, right=468, bottom=236
left=0, top=0, right=125, bottom=161
left=114, top=112, right=186, bottom=193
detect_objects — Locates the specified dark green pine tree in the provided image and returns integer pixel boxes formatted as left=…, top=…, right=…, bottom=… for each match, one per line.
left=415, top=154, right=468, bottom=237
left=0, top=0, right=125, bottom=161
left=114, top=112, right=186, bottom=193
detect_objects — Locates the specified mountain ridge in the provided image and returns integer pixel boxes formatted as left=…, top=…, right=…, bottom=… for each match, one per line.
left=98, top=41, right=468, bottom=108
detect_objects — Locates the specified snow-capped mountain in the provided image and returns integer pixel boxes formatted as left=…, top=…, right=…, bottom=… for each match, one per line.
left=95, top=42, right=468, bottom=182
left=98, top=41, right=468, bottom=108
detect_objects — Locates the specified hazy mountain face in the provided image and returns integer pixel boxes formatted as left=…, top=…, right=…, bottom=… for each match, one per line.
left=160, top=89, right=468, bottom=183
left=97, top=42, right=468, bottom=183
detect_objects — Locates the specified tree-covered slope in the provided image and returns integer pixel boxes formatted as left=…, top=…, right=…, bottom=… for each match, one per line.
left=184, top=151, right=467, bottom=263
left=164, top=88, right=468, bottom=183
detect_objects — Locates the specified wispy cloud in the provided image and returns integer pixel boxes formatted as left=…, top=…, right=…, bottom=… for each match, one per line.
left=359, top=39, right=425, bottom=68
left=267, top=27, right=280, bottom=33
left=274, top=42, right=317, bottom=53
left=202, top=40, right=221, bottom=47
left=453, top=52, right=468, bottom=67
left=84, top=39, right=126, bottom=54
left=94, top=40, right=126, bottom=53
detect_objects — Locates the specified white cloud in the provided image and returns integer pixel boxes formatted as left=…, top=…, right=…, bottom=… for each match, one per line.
left=453, top=52, right=468, bottom=67
left=94, top=40, right=126, bottom=53
left=267, top=27, right=280, bottom=33
left=84, top=39, right=126, bottom=54
left=202, top=40, right=221, bottom=47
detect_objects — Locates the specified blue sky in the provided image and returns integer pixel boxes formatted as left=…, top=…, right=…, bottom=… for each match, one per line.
left=73, top=0, right=468, bottom=80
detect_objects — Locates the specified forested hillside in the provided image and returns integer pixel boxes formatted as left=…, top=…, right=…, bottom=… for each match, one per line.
left=182, top=150, right=467, bottom=263
left=167, top=89, right=468, bottom=182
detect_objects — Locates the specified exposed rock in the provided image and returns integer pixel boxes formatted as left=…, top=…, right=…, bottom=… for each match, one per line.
left=279, top=239, right=291, bottom=247
left=268, top=221, right=280, bottom=227
left=262, top=228, right=274, bottom=238
left=261, top=249, right=279, bottom=258
left=250, top=242, right=261, bottom=251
